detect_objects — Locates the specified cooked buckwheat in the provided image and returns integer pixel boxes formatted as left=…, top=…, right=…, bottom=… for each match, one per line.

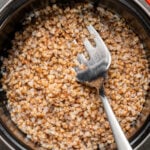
left=1, top=2, right=149, bottom=150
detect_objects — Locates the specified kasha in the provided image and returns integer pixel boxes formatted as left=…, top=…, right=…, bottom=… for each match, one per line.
left=1, top=2, right=149, bottom=150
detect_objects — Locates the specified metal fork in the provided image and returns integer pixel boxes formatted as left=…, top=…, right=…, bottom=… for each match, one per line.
left=75, top=25, right=132, bottom=150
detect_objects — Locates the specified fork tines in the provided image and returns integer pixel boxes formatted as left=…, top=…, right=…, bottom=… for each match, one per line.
left=75, top=25, right=111, bottom=82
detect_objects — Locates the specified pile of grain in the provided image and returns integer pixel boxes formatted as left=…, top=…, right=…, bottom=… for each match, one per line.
left=1, top=2, right=149, bottom=150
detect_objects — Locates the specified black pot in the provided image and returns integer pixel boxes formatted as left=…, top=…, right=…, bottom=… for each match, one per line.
left=0, top=0, right=149, bottom=149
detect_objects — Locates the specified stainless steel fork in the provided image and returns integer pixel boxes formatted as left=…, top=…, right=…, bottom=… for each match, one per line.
left=75, top=25, right=132, bottom=150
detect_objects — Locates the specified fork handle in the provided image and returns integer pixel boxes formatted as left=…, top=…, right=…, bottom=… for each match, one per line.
left=99, top=93, right=132, bottom=150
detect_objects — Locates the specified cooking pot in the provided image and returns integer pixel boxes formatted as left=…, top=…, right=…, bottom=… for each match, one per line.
left=0, top=0, right=149, bottom=149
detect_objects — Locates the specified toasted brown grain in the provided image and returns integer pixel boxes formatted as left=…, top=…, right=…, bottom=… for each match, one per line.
left=1, top=2, right=149, bottom=150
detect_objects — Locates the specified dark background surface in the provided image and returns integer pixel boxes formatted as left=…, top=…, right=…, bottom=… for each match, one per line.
left=0, top=0, right=149, bottom=149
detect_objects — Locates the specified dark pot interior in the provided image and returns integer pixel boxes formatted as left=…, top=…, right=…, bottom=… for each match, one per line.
left=0, top=0, right=149, bottom=149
